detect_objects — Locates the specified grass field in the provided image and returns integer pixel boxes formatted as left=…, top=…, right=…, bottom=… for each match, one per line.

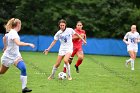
left=0, top=51, right=140, bottom=93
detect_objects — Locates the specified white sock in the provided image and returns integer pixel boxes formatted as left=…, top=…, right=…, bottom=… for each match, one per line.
left=51, top=66, right=57, bottom=77
left=131, top=59, right=134, bottom=70
left=64, top=64, right=66, bottom=68
left=126, top=58, right=132, bottom=63
left=65, top=63, right=71, bottom=77
left=20, top=75, right=27, bottom=89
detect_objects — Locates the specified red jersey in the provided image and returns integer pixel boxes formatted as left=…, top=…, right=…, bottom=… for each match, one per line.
left=73, top=28, right=86, bottom=48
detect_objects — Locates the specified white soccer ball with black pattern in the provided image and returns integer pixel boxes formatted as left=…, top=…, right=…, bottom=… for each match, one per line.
left=58, top=72, right=67, bottom=80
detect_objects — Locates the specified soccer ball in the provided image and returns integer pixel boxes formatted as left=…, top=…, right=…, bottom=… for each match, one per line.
left=58, top=72, right=67, bottom=80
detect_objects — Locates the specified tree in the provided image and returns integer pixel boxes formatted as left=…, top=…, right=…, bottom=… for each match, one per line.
left=0, top=0, right=139, bottom=39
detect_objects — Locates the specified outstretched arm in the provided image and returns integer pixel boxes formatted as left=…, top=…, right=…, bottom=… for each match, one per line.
left=44, top=40, right=57, bottom=55
left=14, top=38, right=35, bottom=48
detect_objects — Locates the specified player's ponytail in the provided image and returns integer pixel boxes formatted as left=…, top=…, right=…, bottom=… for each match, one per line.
left=5, top=18, right=21, bottom=31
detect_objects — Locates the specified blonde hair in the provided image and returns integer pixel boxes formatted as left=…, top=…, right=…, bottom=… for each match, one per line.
left=5, top=18, right=21, bottom=31
left=131, top=25, right=136, bottom=29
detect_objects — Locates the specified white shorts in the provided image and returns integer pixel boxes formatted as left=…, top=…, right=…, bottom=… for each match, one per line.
left=1, top=55, right=22, bottom=67
left=58, top=49, right=73, bottom=56
left=127, top=46, right=138, bottom=52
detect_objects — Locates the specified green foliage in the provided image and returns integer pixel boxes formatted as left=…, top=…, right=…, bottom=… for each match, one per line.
left=0, top=0, right=140, bottom=38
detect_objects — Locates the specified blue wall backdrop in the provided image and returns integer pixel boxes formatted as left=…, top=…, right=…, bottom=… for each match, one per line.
left=1, top=34, right=140, bottom=56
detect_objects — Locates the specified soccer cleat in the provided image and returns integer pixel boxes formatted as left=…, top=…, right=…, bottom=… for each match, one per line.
left=75, top=65, right=79, bottom=73
left=22, top=87, right=32, bottom=93
left=48, top=75, right=54, bottom=80
left=67, top=76, right=72, bottom=80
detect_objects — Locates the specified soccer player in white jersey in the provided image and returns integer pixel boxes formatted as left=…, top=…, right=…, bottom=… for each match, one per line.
left=44, top=19, right=86, bottom=80
left=0, top=18, right=35, bottom=93
left=123, top=25, right=139, bottom=70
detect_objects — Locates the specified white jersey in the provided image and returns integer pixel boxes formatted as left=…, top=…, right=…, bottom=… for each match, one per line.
left=54, top=28, right=76, bottom=51
left=124, top=31, right=139, bottom=47
left=3, top=29, right=21, bottom=59
left=124, top=31, right=139, bottom=52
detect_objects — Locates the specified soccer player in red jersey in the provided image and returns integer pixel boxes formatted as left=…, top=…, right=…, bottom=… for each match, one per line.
left=63, top=21, right=86, bottom=73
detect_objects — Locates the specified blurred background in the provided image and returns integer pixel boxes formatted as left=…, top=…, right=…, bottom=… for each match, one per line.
left=0, top=0, right=140, bottom=38
left=0, top=0, right=140, bottom=56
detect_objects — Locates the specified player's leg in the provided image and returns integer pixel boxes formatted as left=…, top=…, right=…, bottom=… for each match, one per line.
left=63, top=52, right=72, bottom=80
left=0, top=64, right=9, bottom=74
left=68, top=50, right=76, bottom=64
left=128, top=51, right=135, bottom=70
left=0, top=56, right=10, bottom=75
left=63, top=49, right=77, bottom=73
left=130, top=51, right=137, bottom=70
left=125, top=47, right=133, bottom=67
left=75, top=49, right=84, bottom=73
left=48, top=55, right=63, bottom=80
left=14, top=59, right=32, bottom=93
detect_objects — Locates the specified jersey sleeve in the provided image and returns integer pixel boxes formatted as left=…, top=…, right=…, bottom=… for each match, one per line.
left=10, top=31, right=19, bottom=40
left=54, top=31, right=60, bottom=40
left=124, top=32, right=129, bottom=39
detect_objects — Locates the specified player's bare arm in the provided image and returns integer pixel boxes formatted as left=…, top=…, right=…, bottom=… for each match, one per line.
left=75, top=33, right=87, bottom=44
left=44, top=40, right=57, bottom=55
left=14, top=38, right=35, bottom=48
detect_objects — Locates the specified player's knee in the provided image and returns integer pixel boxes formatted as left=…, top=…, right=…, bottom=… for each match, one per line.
left=64, top=59, right=69, bottom=64
left=133, top=57, right=136, bottom=60
left=78, top=56, right=84, bottom=60
left=17, top=61, right=27, bottom=76
left=131, top=55, right=135, bottom=60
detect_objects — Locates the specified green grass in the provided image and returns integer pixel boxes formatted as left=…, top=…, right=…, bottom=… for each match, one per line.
left=0, top=52, right=140, bottom=93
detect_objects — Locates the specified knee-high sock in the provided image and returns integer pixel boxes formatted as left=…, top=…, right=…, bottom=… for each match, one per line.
left=65, top=63, right=71, bottom=77
left=51, top=66, right=57, bottom=77
left=63, top=64, right=67, bottom=73
left=76, top=59, right=83, bottom=67
left=20, top=75, right=27, bottom=89
left=17, top=61, right=27, bottom=89
left=131, top=59, right=134, bottom=70
left=16, top=61, right=27, bottom=76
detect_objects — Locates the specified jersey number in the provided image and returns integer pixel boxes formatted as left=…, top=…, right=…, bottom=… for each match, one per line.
left=131, top=38, right=135, bottom=43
